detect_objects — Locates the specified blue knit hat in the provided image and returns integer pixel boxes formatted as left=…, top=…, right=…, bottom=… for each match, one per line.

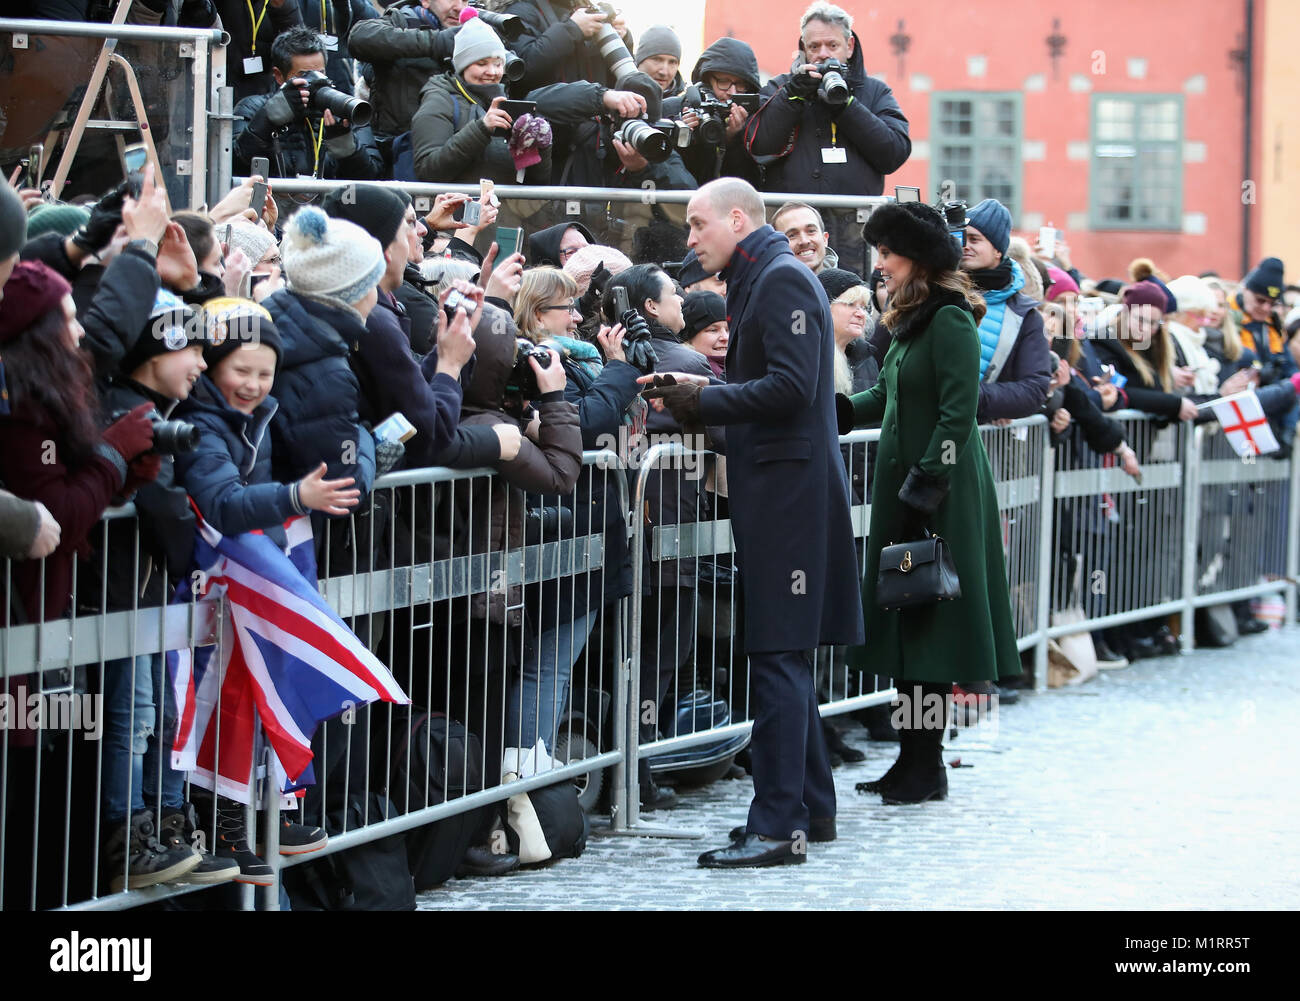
left=1244, top=257, right=1285, bottom=301
left=966, top=198, right=1012, bottom=256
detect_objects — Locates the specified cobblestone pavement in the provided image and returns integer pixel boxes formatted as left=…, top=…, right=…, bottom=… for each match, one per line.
left=418, top=625, right=1300, bottom=910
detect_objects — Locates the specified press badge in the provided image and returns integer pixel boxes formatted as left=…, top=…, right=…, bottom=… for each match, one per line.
left=243, top=56, right=264, bottom=75
left=821, top=147, right=847, bottom=164
left=321, top=34, right=339, bottom=51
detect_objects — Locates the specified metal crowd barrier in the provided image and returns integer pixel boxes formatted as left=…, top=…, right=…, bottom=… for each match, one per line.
left=3, top=414, right=1297, bottom=910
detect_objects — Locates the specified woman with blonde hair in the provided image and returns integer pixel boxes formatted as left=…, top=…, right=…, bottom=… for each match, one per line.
left=1091, top=283, right=1196, bottom=422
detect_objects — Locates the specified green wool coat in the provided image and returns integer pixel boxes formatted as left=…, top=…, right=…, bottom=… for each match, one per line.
left=846, top=297, right=1021, bottom=683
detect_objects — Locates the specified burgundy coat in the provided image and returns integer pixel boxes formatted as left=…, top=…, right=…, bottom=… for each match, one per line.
left=0, top=405, right=122, bottom=622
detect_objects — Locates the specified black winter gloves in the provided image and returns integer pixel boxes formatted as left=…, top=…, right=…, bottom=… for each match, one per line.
left=620, top=309, right=658, bottom=374
left=898, top=465, right=949, bottom=515
left=835, top=393, right=855, bottom=436
left=786, top=68, right=820, bottom=101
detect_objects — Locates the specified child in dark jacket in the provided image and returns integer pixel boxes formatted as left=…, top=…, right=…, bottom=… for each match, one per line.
left=173, top=297, right=359, bottom=884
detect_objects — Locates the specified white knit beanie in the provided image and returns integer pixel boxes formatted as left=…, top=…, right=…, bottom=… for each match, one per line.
left=453, top=16, right=506, bottom=75
left=225, top=221, right=279, bottom=297
left=280, top=206, right=384, bottom=306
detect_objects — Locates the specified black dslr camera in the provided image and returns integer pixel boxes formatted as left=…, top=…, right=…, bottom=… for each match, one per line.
left=814, top=59, right=850, bottom=106
left=612, top=116, right=687, bottom=164
left=940, top=197, right=969, bottom=249
left=504, top=338, right=555, bottom=408
left=683, top=85, right=761, bottom=147
left=467, top=2, right=523, bottom=41
left=111, top=407, right=200, bottom=455
left=301, top=70, right=372, bottom=128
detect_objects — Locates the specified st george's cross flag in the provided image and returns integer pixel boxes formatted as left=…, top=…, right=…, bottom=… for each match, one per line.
left=167, top=515, right=408, bottom=804
left=1203, top=390, right=1279, bottom=458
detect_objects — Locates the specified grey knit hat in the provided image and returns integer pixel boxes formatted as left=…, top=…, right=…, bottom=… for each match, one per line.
left=280, top=206, right=384, bottom=306
left=453, top=15, right=506, bottom=75
left=0, top=183, right=26, bottom=260
left=635, top=25, right=681, bottom=65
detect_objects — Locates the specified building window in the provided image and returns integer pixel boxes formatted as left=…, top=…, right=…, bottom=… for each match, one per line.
left=1090, top=94, right=1183, bottom=230
left=930, top=92, right=1022, bottom=223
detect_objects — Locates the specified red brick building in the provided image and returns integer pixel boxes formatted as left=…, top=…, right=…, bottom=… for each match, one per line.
left=704, top=0, right=1269, bottom=281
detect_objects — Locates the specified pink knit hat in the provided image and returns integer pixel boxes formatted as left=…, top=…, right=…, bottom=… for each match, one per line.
left=563, top=244, right=633, bottom=295
left=1045, top=266, right=1079, bottom=301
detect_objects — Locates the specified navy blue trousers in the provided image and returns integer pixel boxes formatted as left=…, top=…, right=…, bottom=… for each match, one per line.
left=745, top=649, right=836, bottom=839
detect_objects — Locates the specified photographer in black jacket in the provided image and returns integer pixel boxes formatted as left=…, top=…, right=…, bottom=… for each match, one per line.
left=744, top=1, right=910, bottom=197
left=502, top=0, right=635, bottom=93
left=347, top=0, right=463, bottom=142
left=531, top=72, right=694, bottom=189
left=665, top=37, right=763, bottom=188
left=233, top=26, right=385, bottom=181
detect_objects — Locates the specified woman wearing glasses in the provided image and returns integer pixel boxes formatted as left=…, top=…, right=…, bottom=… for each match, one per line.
left=510, top=267, right=644, bottom=765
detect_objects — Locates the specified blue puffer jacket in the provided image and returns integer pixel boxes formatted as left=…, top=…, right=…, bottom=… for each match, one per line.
left=974, top=260, right=1052, bottom=422
left=263, top=288, right=377, bottom=499
left=174, top=374, right=304, bottom=545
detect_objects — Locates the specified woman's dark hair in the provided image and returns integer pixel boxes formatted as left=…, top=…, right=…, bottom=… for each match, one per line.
left=603, top=263, right=669, bottom=324
left=2, top=307, right=100, bottom=465
left=270, top=25, right=327, bottom=77
left=171, top=210, right=216, bottom=269
left=882, top=261, right=986, bottom=332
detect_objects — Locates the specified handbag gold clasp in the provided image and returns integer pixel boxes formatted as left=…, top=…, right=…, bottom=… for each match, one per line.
left=900, top=551, right=912, bottom=572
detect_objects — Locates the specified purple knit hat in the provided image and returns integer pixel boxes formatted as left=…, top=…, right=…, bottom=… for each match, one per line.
left=509, top=114, right=553, bottom=172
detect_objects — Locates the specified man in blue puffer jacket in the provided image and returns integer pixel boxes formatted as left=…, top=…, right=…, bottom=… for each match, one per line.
left=264, top=206, right=384, bottom=501
left=958, top=198, right=1053, bottom=423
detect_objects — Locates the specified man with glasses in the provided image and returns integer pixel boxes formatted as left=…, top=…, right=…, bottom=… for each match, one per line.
left=665, top=37, right=764, bottom=187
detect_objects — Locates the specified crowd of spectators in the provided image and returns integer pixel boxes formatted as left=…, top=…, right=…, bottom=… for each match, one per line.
left=3, top=0, right=1300, bottom=909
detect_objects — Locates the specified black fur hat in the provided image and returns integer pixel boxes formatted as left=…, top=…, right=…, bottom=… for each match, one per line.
left=861, top=202, right=961, bottom=275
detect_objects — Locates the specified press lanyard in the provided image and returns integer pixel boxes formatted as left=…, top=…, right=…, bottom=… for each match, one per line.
left=453, top=77, right=480, bottom=106
left=246, top=0, right=271, bottom=56
left=319, top=0, right=331, bottom=34
left=311, top=117, right=326, bottom=176
left=830, top=122, right=838, bottom=147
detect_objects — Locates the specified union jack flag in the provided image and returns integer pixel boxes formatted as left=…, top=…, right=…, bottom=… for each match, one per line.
left=167, top=515, right=408, bottom=804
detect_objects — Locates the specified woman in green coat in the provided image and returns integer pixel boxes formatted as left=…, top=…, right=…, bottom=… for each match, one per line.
left=835, top=201, right=1021, bottom=805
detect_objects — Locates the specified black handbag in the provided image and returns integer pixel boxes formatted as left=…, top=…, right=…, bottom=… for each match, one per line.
left=876, top=528, right=962, bottom=610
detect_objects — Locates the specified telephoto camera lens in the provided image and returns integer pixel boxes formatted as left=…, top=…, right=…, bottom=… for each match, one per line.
left=503, top=53, right=526, bottom=83
left=307, top=72, right=373, bottom=128
left=472, top=7, right=524, bottom=41
left=614, top=118, right=670, bottom=163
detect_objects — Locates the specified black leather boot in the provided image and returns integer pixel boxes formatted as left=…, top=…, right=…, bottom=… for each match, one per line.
left=881, top=684, right=949, bottom=805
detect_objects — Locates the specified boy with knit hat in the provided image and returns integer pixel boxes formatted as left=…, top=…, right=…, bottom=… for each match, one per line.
left=90, top=290, right=246, bottom=891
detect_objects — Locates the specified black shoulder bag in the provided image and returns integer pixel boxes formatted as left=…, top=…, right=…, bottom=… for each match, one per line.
left=876, top=528, right=962, bottom=610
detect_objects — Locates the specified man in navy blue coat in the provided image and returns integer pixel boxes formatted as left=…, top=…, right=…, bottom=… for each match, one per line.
left=642, top=178, right=865, bottom=868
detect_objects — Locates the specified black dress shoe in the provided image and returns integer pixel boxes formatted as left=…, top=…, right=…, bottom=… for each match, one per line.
left=1238, top=617, right=1269, bottom=635
left=727, top=817, right=835, bottom=844
left=698, top=833, right=805, bottom=869
left=456, top=845, right=520, bottom=878
left=640, top=781, right=679, bottom=812
left=823, top=723, right=866, bottom=763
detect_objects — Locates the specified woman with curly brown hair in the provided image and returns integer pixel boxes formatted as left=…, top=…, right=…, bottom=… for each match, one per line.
left=837, top=201, right=1021, bottom=806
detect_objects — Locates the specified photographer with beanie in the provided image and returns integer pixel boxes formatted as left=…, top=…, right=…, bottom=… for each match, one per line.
left=958, top=198, right=1053, bottom=423
left=635, top=24, right=684, bottom=99
left=409, top=14, right=554, bottom=185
